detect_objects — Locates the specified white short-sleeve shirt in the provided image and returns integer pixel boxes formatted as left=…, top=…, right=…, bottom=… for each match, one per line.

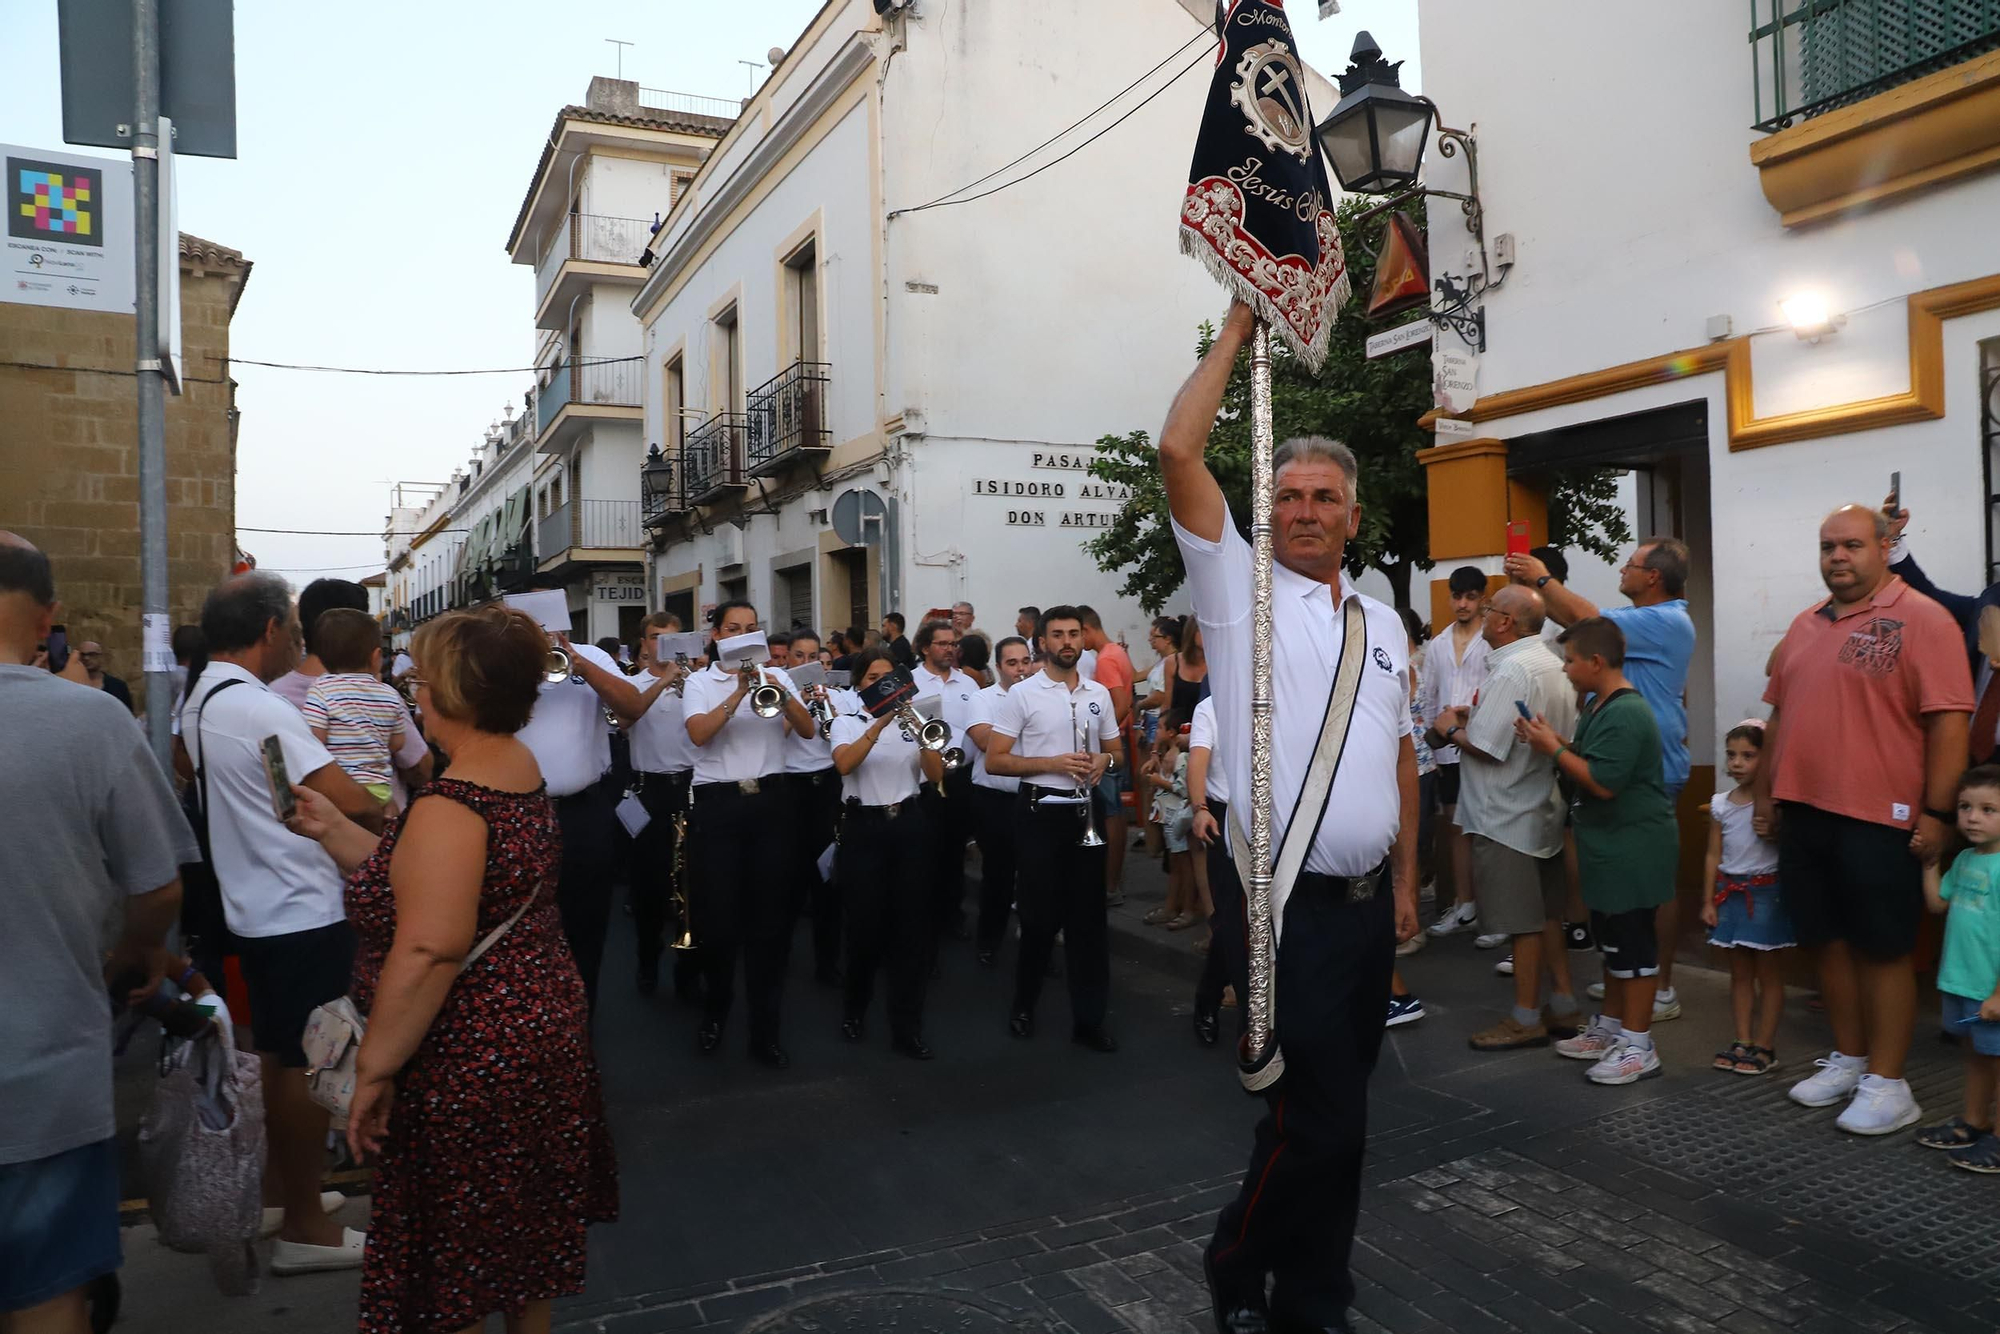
left=1455, top=636, right=1577, bottom=858
left=967, top=682, right=1021, bottom=794
left=681, top=662, right=803, bottom=784
left=830, top=711, right=924, bottom=806
left=1420, top=624, right=1492, bottom=766
left=783, top=686, right=855, bottom=774
left=627, top=669, right=695, bottom=775
left=179, top=662, right=347, bottom=939
left=517, top=641, right=619, bottom=798
left=989, top=669, right=1119, bottom=792
left=1172, top=503, right=1412, bottom=877
left=1189, top=694, right=1228, bottom=806
left=912, top=664, right=983, bottom=746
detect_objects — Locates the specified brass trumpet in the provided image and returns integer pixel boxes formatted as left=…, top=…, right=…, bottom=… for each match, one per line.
left=805, top=684, right=839, bottom=738
left=1072, top=700, right=1107, bottom=848
left=668, top=653, right=692, bottom=695
left=670, top=808, right=695, bottom=951
left=544, top=647, right=578, bottom=684
left=894, top=703, right=951, bottom=751
left=740, top=661, right=786, bottom=718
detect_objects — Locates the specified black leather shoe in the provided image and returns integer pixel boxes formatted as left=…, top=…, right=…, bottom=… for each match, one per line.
left=1205, top=1250, right=1269, bottom=1334
left=1008, top=1011, right=1034, bottom=1039
left=697, top=1021, right=723, bottom=1054
left=1193, top=1010, right=1220, bottom=1046
left=749, top=1041, right=791, bottom=1070
left=636, top=954, right=659, bottom=997
left=1071, top=1025, right=1119, bottom=1053
left=892, top=1035, right=934, bottom=1061
left=976, top=948, right=997, bottom=967
left=840, top=1018, right=864, bottom=1042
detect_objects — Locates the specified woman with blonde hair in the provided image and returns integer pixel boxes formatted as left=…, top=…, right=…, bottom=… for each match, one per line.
left=288, top=605, right=617, bottom=1334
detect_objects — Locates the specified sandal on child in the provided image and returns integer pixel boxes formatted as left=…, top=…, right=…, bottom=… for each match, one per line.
left=1730, top=1045, right=1779, bottom=1076
left=1713, top=1042, right=1750, bottom=1072
left=1142, top=907, right=1174, bottom=926
left=1916, top=1115, right=1987, bottom=1150
left=1948, top=1132, right=2000, bottom=1174
left=1167, top=912, right=1198, bottom=930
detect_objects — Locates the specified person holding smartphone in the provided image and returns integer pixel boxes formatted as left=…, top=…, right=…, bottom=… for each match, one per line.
left=1432, top=585, right=1584, bottom=1052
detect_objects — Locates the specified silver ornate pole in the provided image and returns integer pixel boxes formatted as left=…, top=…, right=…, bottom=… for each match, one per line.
left=1242, top=320, right=1278, bottom=1071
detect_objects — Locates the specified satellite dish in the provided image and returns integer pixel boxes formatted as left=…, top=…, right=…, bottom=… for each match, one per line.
left=831, top=489, right=888, bottom=546
left=767, top=46, right=787, bottom=66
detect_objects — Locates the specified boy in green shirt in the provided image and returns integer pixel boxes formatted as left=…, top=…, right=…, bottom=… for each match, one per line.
left=1915, top=765, right=2000, bottom=1172
left=1518, top=617, right=1678, bottom=1086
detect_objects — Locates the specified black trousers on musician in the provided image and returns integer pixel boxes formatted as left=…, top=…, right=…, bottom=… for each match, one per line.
left=920, top=766, right=976, bottom=941
left=1010, top=793, right=1109, bottom=1030
left=839, top=799, right=933, bottom=1039
left=788, top=768, right=844, bottom=978
left=554, top=779, right=620, bottom=1014
left=1206, top=870, right=1396, bottom=1326
left=687, top=780, right=795, bottom=1047
left=628, top=770, right=695, bottom=989
left=972, top=783, right=1020, bottom=953
left=1194, top=798, right=1247, bottom=1023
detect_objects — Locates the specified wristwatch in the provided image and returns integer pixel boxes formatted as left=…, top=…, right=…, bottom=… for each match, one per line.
left=1443, top=724, right=1462, bottom=740
left=1535, top=575, right=1553, bottom=589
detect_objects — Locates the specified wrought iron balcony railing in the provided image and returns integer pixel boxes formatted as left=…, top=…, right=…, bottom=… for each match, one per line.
left=746, top=361, right=832, bottom=479
left=1752, top=0, right=2000, bottom=131
left=683, top=414, right=752, bottom=505
left=537, top=499, right=643, bottom=561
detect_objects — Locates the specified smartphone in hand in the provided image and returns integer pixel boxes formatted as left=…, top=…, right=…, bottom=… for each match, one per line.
left=261, top=735, right=297, bottom=823
left=1888, top=470, right=1901, bottom=514
left=1505, top=521, right=1531, bottom=558
left=46, top=624, right=69, bottom=673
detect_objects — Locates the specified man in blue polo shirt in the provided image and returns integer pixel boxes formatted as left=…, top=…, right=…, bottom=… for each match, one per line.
left=1506, top=538, right=1697, bottom=1019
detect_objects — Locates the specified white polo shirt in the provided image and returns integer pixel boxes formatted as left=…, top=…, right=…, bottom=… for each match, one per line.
left=1456, top=636, right=1578, bottom=858
left=912, top=663, right=982, bottom=747
left=681, top=662, right=802, bottom=784
left=1189, top=694, right=1228, bottom=805
left=829, top=712, right=924, bottom=806
left=1173, top=503, right=1412, bottom=878
left=628, top=669, right=695, bottom=775
left=178, top=662, right=346, bottom=939
left=967, top=682, right=1021, bottom=794
left=517, top=640, right=619, bottom=798
left=989, top=668, right=1119, bottom=793
left=1419, top=621, right=1491, bottom=766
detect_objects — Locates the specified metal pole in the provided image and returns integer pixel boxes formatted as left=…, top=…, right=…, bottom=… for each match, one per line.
left=133, top=0, right=172, bottom=768
left=1243, top=320, right=1278, bottom=1065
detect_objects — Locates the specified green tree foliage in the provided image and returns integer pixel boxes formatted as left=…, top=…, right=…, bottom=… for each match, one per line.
left=1086, top=197, right=1632, bottom=613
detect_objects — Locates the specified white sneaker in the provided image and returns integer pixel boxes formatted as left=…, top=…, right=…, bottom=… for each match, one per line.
left=1835, top=1074, right=1923, bottom=1136
left=1789, top=1053, right=1867, bottom=1108
left=259, top=1191, right=348, bottom=1240
left=1493, top=953, right=1515, bottom=976
left=269, top=1226, right=367, bottom=1276
left=1586, top=981, right=1606, bottom=1001
left=1395, top=931, right=1428, bottom=957
left=1652, top=989, right=1683, bottom=1023
left=1587, top=1040, right=1662, bottom=1085
left=1428, top=901, right=1478, bottom=937
left=1473, top=932, right=1509, bottom=950
left=1555, top=1023, right=1622, bottom=1062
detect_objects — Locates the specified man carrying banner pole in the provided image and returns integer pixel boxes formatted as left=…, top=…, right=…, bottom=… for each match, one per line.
left=1168, top=3, right=1419, bottom=1329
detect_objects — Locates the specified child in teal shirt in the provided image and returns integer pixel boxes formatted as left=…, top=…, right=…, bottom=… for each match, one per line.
left=1917, top=765, right=2000, bottom=1173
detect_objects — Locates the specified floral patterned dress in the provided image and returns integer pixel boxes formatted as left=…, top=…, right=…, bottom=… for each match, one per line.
left=346, top=778, right=618, bottom=1334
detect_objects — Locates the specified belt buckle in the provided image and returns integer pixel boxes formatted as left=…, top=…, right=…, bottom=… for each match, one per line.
left=886, top=804, right=900, bottom=820
left=1347, top=876, right=1375, bottom=903
left=738, top=778, right=760, bottom=796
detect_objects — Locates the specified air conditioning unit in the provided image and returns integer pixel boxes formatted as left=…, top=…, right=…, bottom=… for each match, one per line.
left=717, top=525, right=744, bottom=571
left=873, top=0, right=914, bottom=13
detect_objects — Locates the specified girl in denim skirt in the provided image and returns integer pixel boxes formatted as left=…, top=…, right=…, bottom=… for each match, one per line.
left=1915, top=765, right=2000, bottom=1172
left=1701, top=720, right=1795, bottom=1075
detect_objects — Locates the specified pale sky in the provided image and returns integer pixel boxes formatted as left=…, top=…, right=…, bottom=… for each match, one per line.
left=1, top=0, right=1418, bottom=586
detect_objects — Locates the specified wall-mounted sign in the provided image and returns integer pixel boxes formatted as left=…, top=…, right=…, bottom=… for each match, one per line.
left=1365, top=211, right=1429, bottom=318
left=592, top=570, right=647, bottom=603
left=3, top=142, right=133, bottom=314
left=1435, top=344, right=1479, bottom=415
left=1365, top=320, right=1433, bottom=359
left=1029, top=451, right=1093, bottom=472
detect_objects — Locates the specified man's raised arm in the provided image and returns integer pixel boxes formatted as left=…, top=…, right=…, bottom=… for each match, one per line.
left=1159, top=301, right=1255, bottom=544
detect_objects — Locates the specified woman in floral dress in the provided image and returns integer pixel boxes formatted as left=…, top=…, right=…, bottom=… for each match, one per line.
left=289, top=606, right=616, bottom=1333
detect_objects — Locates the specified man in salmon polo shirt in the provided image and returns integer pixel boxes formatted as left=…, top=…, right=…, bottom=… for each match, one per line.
left=1755, top=504, right=1972, bottom=1136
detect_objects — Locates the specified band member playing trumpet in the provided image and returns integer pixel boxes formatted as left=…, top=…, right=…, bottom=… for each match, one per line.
left=830, top=647, right=946, bottom=1058
left=625, top=612, right=698, bottom=1002
left=681, top=601, right=816, bottom=1069
left=912, top=618, right=983, bottom=952
left=514, top=616, right=645, bottom=1014
left=984, top=607, right=1121, bottom=1053
left=783, top=631, right=846, bottom=986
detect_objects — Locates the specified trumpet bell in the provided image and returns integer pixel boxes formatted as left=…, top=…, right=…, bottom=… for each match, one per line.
left=750, top=684, right=786, bottom=718
left=1079, top=819, right=1109, bottom=848
left=940, top=746, right=967, bottom=771
left=544, top=648, right=573, bottom=684
left=917, top=719, right=951, bottom=751
left=671, top=927, right=697, bottom=952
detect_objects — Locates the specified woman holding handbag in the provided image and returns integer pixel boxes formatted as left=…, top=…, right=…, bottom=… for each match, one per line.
left=287, top=605, right=617, bottom=1334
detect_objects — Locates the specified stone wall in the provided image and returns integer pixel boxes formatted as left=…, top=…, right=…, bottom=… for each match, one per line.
left=0, top=235, right=248, bottom=713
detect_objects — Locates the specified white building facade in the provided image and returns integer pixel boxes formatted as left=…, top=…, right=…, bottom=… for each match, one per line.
left=1409, top=0, right=2000, bottom=805
left=507, top=79, right=734, bottom=644
left=633, top=0, right=1279, bottom=646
